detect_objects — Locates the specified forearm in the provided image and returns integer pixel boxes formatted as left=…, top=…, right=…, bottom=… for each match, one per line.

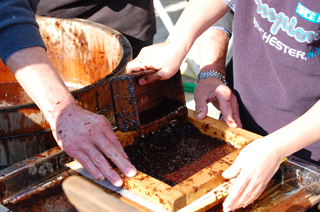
left=166, top=0, right=229, bottom=63
left=197, top=28, right=230, bottom=73
left=267, top=100, right=320, bottom=159
left=197, top=8, right=233, bottom=74
left=6, top=47, right=76, bottom=127
left=7, top=47, right=138, bottom=185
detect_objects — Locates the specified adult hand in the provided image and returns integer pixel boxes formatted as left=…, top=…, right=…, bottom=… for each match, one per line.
left=126, top=41, right=184, bottom=85
left=51, top=103, right=137, bottom=187
left=7, top=47, right=137, bottom=187
left=222, top=137, right=283, bottom=211
left=194, top=78, right=241, bottom=128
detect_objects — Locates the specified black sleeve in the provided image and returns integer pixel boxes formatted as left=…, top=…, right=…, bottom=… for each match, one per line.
left=0, top=0, right=45, bottom=64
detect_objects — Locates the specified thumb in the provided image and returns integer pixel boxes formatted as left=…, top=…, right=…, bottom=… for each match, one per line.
left=194, top=89, right=209, bottom=120
left=222, top=158, right=241, bottom=179
left=195, top=100, right=209, bottom=120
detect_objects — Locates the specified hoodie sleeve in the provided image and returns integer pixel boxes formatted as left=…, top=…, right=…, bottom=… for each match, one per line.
left=211, top=9, right=234, bottom=38
left=0, top=0, right=46, bottom=64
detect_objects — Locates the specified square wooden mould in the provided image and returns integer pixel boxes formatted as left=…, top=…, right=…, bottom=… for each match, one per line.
left=114, top=109, right=262, bottom=212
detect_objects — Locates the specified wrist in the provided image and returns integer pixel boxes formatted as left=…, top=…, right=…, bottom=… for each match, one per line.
left=263, top=133, right=291, bottom=160
left=46, top=100, right=77, bottom=126
left=165, top=35, right=190, bottom=61
left=47, top=102, right=78, bottom=131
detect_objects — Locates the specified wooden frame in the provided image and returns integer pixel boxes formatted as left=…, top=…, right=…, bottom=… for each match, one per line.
left=110, top=71, right=186, bottom=132
left=115, top=109, right=262, bottom=211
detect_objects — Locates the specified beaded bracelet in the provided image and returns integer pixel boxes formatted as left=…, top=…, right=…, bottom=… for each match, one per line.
left=197, top=70, right=228, bottom=85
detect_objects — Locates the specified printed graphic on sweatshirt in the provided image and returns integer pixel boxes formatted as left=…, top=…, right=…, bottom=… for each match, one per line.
left=296, top=3, right=320, bottom=23
left=253, top=0, right=320, bottom=60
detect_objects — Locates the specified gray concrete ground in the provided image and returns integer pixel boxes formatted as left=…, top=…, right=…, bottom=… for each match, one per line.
left=153, top=0, right=221, bottom=119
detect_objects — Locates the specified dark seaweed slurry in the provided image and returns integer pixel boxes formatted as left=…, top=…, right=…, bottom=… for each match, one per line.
left=124, top=121, right=236, bottom=186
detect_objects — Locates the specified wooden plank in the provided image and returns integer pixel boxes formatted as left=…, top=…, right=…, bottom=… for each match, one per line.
left=110, top=75, right=140, bottom=132
left=133, top=78, right=164, bottom=113
left=62, top=176, right=140, bottom=212
left=187, top=109, right=262, bottom=149
left=174, top=149, right=241, bottom=205
left=67, top=170, right=155, bottom=212
left=121, top=171, right=186, bottom=211
left=162, top=71, right=186, bottom=103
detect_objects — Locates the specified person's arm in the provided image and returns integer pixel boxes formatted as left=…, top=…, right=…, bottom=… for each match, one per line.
left=1, top=0, right=136, bottom=187
left=222, top=101, right=320, bottom=211
left=126, top=0, right=230, bottom=84
left=197, top=9, right=233, bottom=73
left=194, top=10, right=241, bottom=128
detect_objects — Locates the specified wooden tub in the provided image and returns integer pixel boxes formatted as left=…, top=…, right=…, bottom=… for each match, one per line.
left=0, top=16, right=132, bottom=166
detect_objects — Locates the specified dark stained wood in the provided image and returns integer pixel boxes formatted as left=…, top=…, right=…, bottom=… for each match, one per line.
left=133, top=79, right=164, bottom=113
left=110, top=71, right=187, bottom=132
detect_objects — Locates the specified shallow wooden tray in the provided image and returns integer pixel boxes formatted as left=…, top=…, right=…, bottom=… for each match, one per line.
left=114, top=109, right=262, bottom=212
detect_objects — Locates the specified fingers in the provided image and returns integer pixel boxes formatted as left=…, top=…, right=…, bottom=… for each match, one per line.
left=222, top=157, right=241, bottom=179
left=230, top=95, right=242, bottom=128
left=89, top=116, right=137, bottom=179
left=223, top=159, right=255, bottom=211
left=126, top=42, right=182, bottom=84
left=195, top=78, right=242, bottom=128
left=98, top=137, right=137, bottom=178
left=126, top=59, right=168, bottom=85
left=138, top=72, right=162, bottom=85
left=194, top=91, right=209, bottom=120
left=74, top=148, right=124, bottom=187
left=103, top=121, right=128, bottom=159
left=126, top=59, right=151, bottom=76
left=219, top=101, right=236, bottom=128
left=68, top=135, right=136, bottom=187
left=84, top=121, right=137, bottom=184
left=237, top=182, right=265, bottom=208
left=223, top=175, right=250, bottom=211
left=215, top=85, right=242, bottom=128
left=54, top=105, right=137, bottom=187
left=223, top=173, right=266, bottom=211
left=216, top=88, right=238, bottom=128
left=222, top=139, right=282, bottom=211
left=73, top=150, right=105, bottom=181
left=222, top=151, right=248, bottom=210
left=194, top=79, right=216, bottom=120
